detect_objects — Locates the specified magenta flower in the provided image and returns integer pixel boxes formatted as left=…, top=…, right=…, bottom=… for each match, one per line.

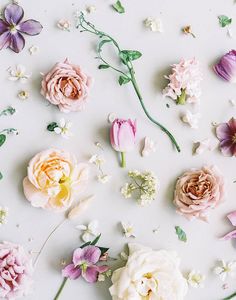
left=216, top=117, right=236, bottom=156
left=0, top=4, right=43, bottom=53
left=214, top=50, right=236, bottom=82
left=110, top=118, right=137, bottom=168
left=62, top=245, right=108, bottom=283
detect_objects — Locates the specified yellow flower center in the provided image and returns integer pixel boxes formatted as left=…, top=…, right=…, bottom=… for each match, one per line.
left=232, top=134, right=236, bottom=144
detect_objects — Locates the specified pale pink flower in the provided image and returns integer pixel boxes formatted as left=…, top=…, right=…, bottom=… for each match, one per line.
left=163, top=58, right=202, bottom=104
left=41, top=59, right=92, bottom=113
left=23, top=149, right=89, bottom=212
left=174, top=166, right=225, bottom=221
left=0, top=241, right=33, bottom=299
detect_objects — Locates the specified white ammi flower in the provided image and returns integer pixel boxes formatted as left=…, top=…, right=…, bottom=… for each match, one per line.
left=54, top=119, right=73, bottom=138
left=0, top=207, right=8, bottom=225
left=76, top=220, right=100, bottom=242
left=214, top=260, right=236, bottom=282
left=187, top=270, right=206, bottom=288
left=182, top=110, right=201, bottom=129
left=8, top=65, right=31, bottom=83
left=110, top=243, right=188, bottom=300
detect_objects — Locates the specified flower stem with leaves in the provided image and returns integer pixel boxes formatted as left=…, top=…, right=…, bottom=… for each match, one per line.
left=76, top=13, right=181, bottom=152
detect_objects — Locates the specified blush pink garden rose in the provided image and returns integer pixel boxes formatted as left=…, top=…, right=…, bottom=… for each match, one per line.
left=174, top=166, right=225, bottom=221
left=23, top=149, right=89, bottom=212
left=0, top=242, right=33, bottom=299
left=41, top=59, right=92, bottom=113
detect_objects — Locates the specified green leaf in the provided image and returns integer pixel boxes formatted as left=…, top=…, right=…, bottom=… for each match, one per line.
left=119, top=50, right=142, bottom=64
left=47, top=122, right=58, bottom=132
left=98, top=39, right=112, bottom=53
left=112, top=0, right=125, bottom=14
left=118, top=75, right=131, bottom=85
left=0, top=172, right=2, bottom=181
left=99, top=247, right=109, bottom=255
left=98, top=64, right=110, bottom=69
left=90, top=234, right=101, bottom=245
left=80, top=241, right=91, bottom=249
left=218, top=15, right=232, bottom=27
left=0, top=134, right=6, bottom=147
left=175, top=226, right=187, bottom=242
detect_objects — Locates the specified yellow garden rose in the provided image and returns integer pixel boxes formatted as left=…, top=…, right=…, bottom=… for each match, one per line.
left=23, top=149, right=89, bottom=212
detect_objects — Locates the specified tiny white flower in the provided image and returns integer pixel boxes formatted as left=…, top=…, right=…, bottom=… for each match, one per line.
left=121, top=222, right=136, bottom=238
left=57, top=19, right=71, bottom=31
left=76, top=220, right=100, bottom=242
left=144, top=17, right=163, bottom=32
left=227, top=27, right=233, bottom=38
left=108, top=112, right=116, bottom=123
left=187, top=270, right=206, bottom=288
left=98, top=274, right=105, bottom=282
left=89, top=154, right=105, bottom=166
left=142, top=137, right=157, bottom=157
left=194, top=138, right=216, bottom=155
left=0, top=207, right=8, bottom=225
left=214, top=260, right=236, bottom=282
left=28, top=45, right=39, bottom=55
left=8, top=65, right=31, bottom=83
left=54, top=118, right=73, bottom=138
left=86, top=5, right=96, bottom=13
left=182, top=110, right=201, bottom=129
left=18, top=90, right=29, bottom=100
left=97, top=174, right=111, bottom=184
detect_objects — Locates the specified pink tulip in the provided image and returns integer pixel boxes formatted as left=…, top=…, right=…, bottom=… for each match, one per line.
left=110, top=118, right=137, bottom=167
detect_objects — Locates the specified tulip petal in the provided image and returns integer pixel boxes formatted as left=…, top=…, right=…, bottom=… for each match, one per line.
left=118, top=122, right=136, bottom=152
left=0, top=20, right=9, bottom=34
left=9, top=32, right=25, bottom=53
left=220, top=230, right=236, bottom=241
left=18, top=19, right=43, bottom=36
left=0, top=31, right=11, bottom=50
left=227, top=211, right=236, bottom=226
left=4, top=4, right=24, bottom=25
left=23, top=177, right=49, bottom=208
left=62, top=264, right=81, bottom=280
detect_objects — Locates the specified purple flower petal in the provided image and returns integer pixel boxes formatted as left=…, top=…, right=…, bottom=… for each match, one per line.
left=9, top=31, right=25, bottom=53
left=214, top=50, right=236, bottom=82
left=216, top=123, right=232, bottom=141
left=220, top=139, right=235, bottom=157
left=228, top=117, right=236, bottom=133
left=62, top=263, right=81, bottom=280
left=0, top=20, right=9, bottom=34
left=18, top=19, right=43, bottom=36
left=220, top=230, right=236, bottom=241
left=83, top=265, right=99, bottom=283
left=4, top=4, right=24, bottom=25
left=73, top=246, right=101, bottom=266
left=0, top=31, right=11, bottom=50
left=227, top=211, right=236, bottom=226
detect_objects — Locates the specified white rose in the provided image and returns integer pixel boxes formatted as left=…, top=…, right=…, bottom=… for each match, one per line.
left=109, top=243, right=188, bottom=300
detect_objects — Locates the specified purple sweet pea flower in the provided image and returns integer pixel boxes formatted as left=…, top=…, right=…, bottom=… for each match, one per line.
left=213, top=50, right=236, bottom=82
left=62, top=245, right=109, bottom=283
left=0, top=4, right=43, bottom=53
left=216, top=117, right=236, bottom=157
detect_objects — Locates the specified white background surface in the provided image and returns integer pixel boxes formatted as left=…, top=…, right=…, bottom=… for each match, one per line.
left=1, top=0, right=236, bottom=299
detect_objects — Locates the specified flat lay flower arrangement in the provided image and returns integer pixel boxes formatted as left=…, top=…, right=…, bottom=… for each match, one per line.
left=1, top=0, right=236, bottom=299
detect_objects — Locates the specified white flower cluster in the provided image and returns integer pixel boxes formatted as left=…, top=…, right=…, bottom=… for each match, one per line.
left=121, top=170, right=157, bottom=206
left=0, top=207, right=8, bottom=225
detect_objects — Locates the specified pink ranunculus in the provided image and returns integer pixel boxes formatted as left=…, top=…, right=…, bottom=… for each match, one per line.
left=41, top=58, right=92, bottom=113
left=0, top=242, right=33, bottom=299
left=173, top=166, right=225, bottom=221
left=23, top=149, right=89, bottom=212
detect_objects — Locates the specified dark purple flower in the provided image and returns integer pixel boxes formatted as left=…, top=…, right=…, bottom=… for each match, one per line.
left=0, top=4, right=43, bottom=53
left=213, top=50, right=236, bottom=82
left=62, top=245, right=109, bottom=283
left=216, top=117, right=236, bottom=156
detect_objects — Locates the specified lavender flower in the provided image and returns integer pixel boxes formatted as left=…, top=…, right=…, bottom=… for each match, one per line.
left=216, top=117, right=236, bottom=156
left=214, top=50, right=236, bottom=82
left=62, top=245, right=109, bottom=283
left=0, top=4, right=43, bottom=53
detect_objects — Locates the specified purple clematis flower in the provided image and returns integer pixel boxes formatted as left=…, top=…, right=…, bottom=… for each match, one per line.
left=62, top=245, right=109, bottom=283
left=216, top=117, right=236, bottom=156
left=214, top=50, right=236, bottom=82
left=0, top=3, right=43, bottom=53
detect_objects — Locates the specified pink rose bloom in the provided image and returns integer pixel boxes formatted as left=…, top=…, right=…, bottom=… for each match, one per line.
left=174, top=166, right=225, bottom=221
left=23, top=149, right=89, bottom=212
left=41, top=58, right=92, bottom=113
left=0, top=242, right=33, bottom=299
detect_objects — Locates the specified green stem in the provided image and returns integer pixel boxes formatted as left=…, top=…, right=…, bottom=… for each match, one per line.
left=223, top=292, right=236, bottom=300
left=177, top=89, right=186, bottom=105
left=54, top=278, right=68, bottom=300
left=121, top=152, right=126, bottom=168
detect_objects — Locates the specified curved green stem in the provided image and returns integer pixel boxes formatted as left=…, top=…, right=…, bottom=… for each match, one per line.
left=54, top=278, right=68, bottom=300
left=223, top=291, right=236, bottom=300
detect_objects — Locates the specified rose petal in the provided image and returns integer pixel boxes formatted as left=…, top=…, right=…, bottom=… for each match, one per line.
left=220, top=230, right=236, bottom=241
left=62, top=264, right=81, bottom=280
left=227, top=211, right=236, bottom=226
left=4, top=4, right=24, bottom=25
left=0, top=31, right=11, bottom=50
left=18, top=19, right=43, bottom=36
left=9, top=31, right=25, bottom=53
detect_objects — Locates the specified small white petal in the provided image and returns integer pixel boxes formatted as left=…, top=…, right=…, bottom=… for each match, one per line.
left=54, top=127, right=62, bottom=134
left=76, top=224, right=87, bottom=231
left=82, top=232, right=91, bottom=242
left=108, top=112, right=116, bottom=123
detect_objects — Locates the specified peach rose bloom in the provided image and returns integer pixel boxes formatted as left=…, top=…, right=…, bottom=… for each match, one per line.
left=23, top=149, right=89, bottom=212
left=41, top=59, right=92, bottom=113
left=173, top=166, right=225, bottom=221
